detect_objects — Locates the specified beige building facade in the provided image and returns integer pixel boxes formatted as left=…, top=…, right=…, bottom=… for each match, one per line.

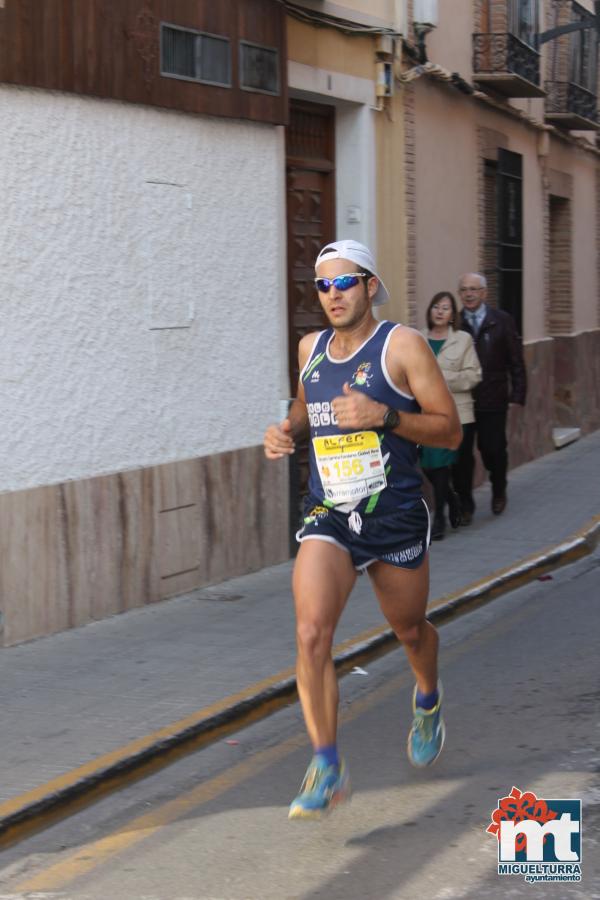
left=1, top=1, right=598, bottom=644
left=286, top=0, right=600, bottom=477
left=284, top=1, right=409, bottom=377
left=399, top=0, right=600, bottom=465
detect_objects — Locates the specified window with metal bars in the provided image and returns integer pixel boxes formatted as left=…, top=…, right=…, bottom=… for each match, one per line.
left=160, top=24, right=231, bottom=87
left=481, top=152, right=524, bottom=332
left=497, top=149, right=523, bottom=334
left=483, top=160, right=499, bottom=308
left=240, top=41, right=280, bottom=95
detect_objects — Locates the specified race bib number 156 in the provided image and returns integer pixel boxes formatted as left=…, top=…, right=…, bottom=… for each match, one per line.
left=312, top=431, right=386, bottom=504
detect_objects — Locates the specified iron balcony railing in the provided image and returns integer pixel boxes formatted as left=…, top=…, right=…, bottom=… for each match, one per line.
left=473, top=32, right=541, bottom=88
left=545, top=81, right=598, bottom=126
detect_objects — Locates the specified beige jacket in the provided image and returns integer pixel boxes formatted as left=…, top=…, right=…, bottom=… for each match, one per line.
left=422, top=327, right=482, bottom=425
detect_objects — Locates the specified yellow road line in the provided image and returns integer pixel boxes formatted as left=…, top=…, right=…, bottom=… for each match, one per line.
left=15, top=592, right=543, bottom=893
left=5, top=512, right=599, bottom=826
left=17, top=672, right=409, bottom=893
left=16, top=733, right=307, bottom=892
left=0, top=667, right=294, bottom=821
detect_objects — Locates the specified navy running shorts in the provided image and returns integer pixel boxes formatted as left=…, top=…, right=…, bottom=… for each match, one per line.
left=296, top=495, right=430, bottom=571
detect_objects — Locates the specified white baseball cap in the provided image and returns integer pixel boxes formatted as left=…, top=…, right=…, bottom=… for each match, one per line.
left=315, top=239, right=389, bottom=306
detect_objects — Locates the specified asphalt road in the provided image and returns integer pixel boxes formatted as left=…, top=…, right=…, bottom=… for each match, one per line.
left=1, top=550, right=599, bottom=900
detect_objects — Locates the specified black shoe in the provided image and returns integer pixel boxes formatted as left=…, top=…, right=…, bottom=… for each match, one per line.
left=492, top=494, right=507, bottom=515
left=460, top=509, right=473, bottom=526
left=448, top=490, right=461, bottom=529
left=431, top=515, right=446, bottom=541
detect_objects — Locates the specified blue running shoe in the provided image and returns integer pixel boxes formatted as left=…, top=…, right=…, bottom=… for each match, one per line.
left=288, top=756, right=351, bottom=819
left=407, top=682, right=445, bottom=767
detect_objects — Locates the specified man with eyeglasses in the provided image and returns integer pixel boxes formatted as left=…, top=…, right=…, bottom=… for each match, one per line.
left=453, top=273, right=527, bottom=523
left=263, top=239, right=462, bottom=818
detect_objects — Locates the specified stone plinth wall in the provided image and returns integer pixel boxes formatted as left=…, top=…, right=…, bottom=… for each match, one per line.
left=0, top=447, right=289, bottom=647
left=508, top=337, right=556, bottom=470
left=474, top=332, right=600, bottom=482
left=554, top=330, right=600, bottom=432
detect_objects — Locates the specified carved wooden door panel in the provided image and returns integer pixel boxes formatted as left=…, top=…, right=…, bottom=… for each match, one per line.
left=286, top=101, right=335, bottom=539
left=286, top=101, right=335, bottom=391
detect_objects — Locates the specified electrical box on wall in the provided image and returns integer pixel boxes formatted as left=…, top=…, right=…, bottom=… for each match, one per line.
left=375, top=35, right=394, bottom=57
left=376, top=61, right=394, bottom=97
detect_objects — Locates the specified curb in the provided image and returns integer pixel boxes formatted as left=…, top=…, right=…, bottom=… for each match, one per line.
left=1, top=515, right=599, bottom=849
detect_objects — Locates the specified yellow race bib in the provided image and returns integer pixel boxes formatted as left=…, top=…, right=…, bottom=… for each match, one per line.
left=312, top=431, right=387, bottom=504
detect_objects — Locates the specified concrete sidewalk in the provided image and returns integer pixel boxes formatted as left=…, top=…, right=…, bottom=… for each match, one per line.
left=1, top=431, right=599, bottom=838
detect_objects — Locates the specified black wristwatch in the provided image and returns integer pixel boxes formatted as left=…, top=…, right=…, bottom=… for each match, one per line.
left=382, top=406, right=400, bottom=429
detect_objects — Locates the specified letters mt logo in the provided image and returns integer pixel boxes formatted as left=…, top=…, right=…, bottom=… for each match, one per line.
left=487, top=786, right=582, bottom=884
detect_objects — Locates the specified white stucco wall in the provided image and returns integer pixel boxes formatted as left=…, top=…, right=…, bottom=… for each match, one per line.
left=0, top=86, right=286, bottom=493
left=335, top=102, right=377, bottom=252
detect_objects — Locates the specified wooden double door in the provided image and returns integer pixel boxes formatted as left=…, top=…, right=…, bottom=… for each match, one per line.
left=286, top=100, right=335, bottom=391
left=285, top=100, right=336, bottom=542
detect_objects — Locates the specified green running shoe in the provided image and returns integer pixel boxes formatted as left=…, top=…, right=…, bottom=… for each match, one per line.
left=407, top=683, right=445, bottom=767
left=288, top=756, right=351, bottom=820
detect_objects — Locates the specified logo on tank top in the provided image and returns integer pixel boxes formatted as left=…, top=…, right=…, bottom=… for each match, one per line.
left=351, top=362, right=373, bottom=388
left=310, top=369, right=320, bottom=383
left=307, top=401, right=338, bottom=428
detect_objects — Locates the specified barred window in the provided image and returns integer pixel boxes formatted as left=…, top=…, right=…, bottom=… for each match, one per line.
left=161, top=24, right=231, bottom=87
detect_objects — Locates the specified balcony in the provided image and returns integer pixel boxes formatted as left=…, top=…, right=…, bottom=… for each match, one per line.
left=545, top=81, right=598, bottom=130
left=473, top=33, right=545, bottom=98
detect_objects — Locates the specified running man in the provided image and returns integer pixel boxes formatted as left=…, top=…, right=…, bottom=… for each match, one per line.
left=263, top=240, right=462, bottom=819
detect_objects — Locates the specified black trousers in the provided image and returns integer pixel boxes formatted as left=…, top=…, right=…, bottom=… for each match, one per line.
left=452, top=411, right=508, bottom=512
left=422, top=466, right=451, bottom=521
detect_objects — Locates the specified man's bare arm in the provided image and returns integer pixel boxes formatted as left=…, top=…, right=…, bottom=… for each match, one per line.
left=387, top=328, right=462, bottom=448
left=263, top=334, right=314, bottom=459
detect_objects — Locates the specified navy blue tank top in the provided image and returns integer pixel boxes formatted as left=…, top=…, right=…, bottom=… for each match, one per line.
left=301, top=320, right=422, bottom=514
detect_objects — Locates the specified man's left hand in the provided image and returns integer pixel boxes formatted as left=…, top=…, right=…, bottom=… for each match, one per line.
left=331, top=383, right=386, bottom=430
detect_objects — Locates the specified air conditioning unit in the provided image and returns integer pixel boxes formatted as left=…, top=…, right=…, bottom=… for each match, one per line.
left=413, top=0, right=438, bottom=28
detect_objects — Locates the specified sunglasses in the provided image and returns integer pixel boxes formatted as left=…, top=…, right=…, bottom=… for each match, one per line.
left=314, top=272, right=367, bottom=293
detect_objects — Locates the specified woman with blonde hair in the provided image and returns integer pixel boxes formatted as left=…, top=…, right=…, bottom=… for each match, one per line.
left=421, top=291, right=482, bottom=539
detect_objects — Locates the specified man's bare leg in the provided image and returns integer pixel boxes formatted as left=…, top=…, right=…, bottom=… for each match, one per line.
left=292, top=539, right=357, bottom=749
left=368, top=555, right=445, bottom=766
left=368, top=554, right=437, bottom=691
left=288, top=539, right=356, bottom=817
